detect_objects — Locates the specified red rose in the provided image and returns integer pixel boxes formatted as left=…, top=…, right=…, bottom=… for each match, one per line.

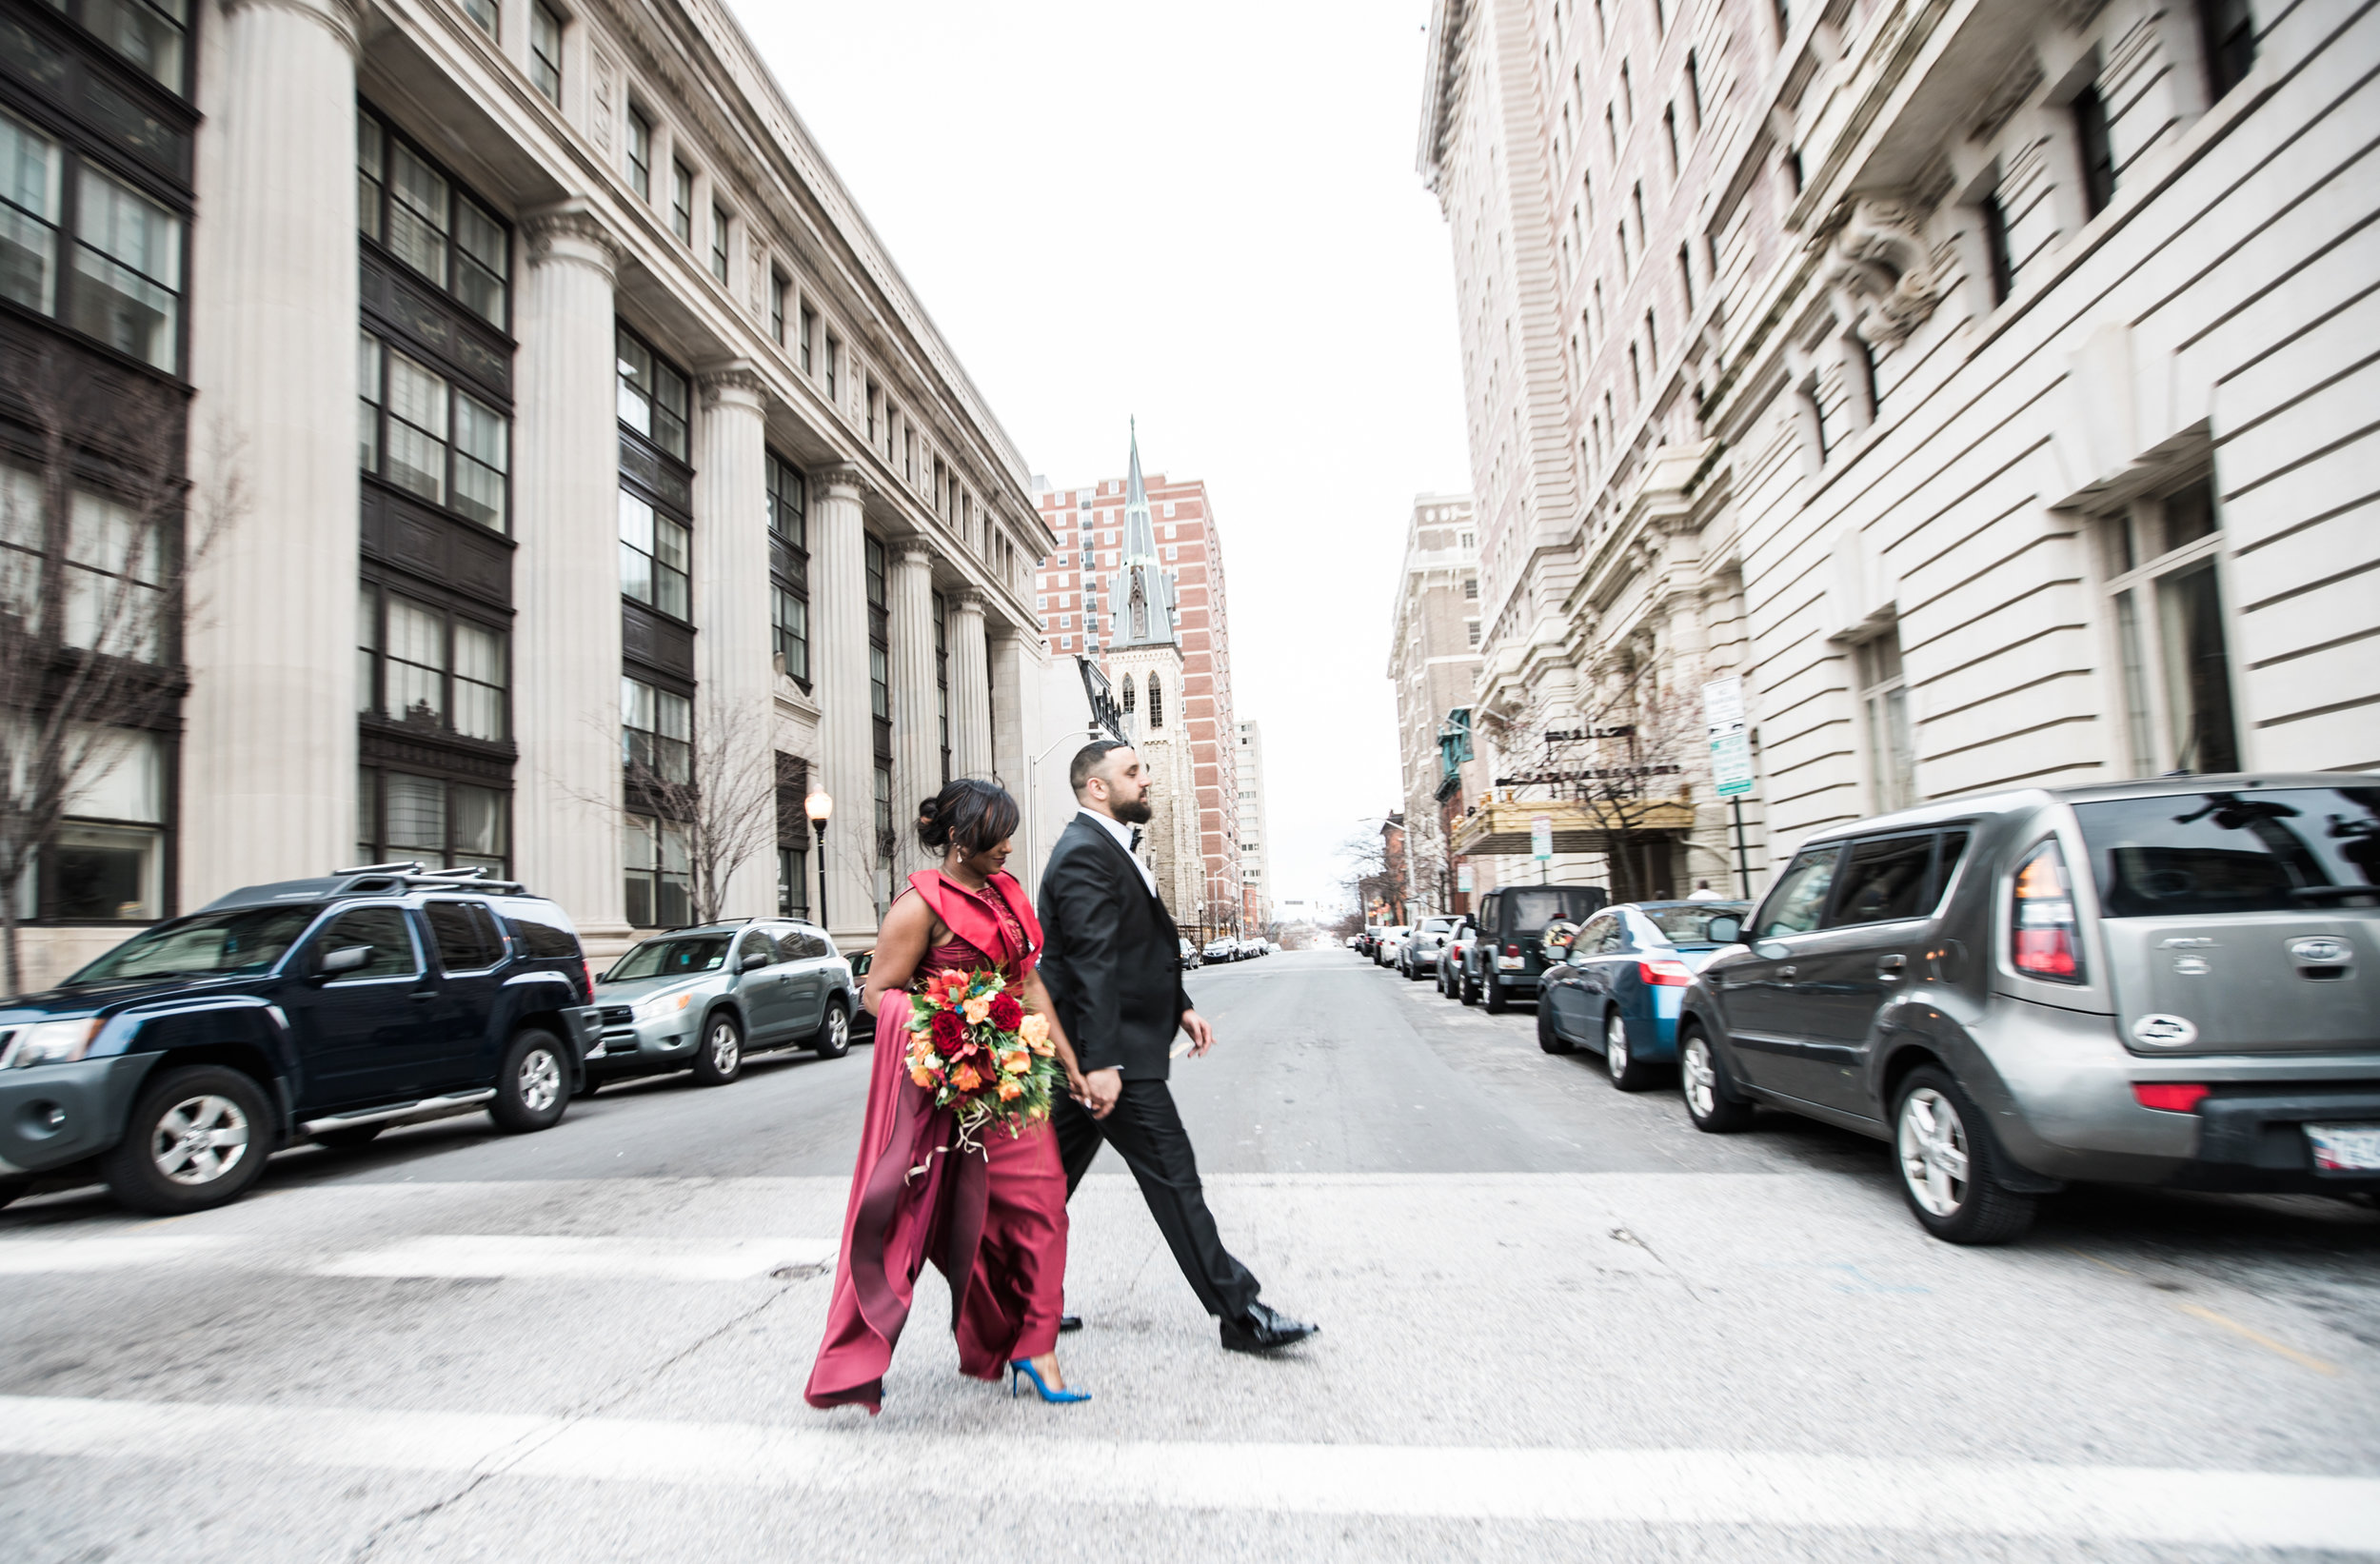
left=928, top=1009, right=967, bottom=1055
left=987, top=994, right=1024, bottom=1033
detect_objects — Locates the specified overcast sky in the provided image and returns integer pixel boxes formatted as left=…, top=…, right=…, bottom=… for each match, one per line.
left=730, top=0, right=1471, bottom=917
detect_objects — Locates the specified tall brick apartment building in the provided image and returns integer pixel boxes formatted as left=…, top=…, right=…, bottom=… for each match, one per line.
left=1034, top=435, right=1247, bottom=934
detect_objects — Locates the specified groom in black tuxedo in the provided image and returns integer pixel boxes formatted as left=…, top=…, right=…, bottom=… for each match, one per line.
left=1037, top=740, right=1318, bottom=1354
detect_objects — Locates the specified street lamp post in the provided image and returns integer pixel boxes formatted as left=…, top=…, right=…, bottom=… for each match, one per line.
left=805, top=789, right=833, bottom=929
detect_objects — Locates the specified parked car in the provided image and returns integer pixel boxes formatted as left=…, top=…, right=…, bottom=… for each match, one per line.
left=1399, top=917, right=1458, bottom=980
left=1537, top=901, right=1753, bottom=1087
left=1438, top=918, right=1480, bottom=997
left=1233, top=937, right=1262, bottom=960
left=1179, top=937, right=1202, bottom=971
left=0, top=865, right=600, bottom=1216
left=1203, top=937, right=1240, bottom=963
left=1373, top=925, right=1411, bottom=968
left=1678, top=776, right=2380, bottom=1245
left=1453, top=885, right=1610, bottom=1010
left=587, top=918, right=856, bottom=1091
left=1355, top=924, right=1382, bottom=959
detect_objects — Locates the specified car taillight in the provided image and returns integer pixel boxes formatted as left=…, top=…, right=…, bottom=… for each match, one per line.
left=581, top=960, right=594, bottom=1002
left=1503, top=943, right=1520, bottom=958
left=1637, top=960, right=1695, bottom=986
left=2011, top=838, right=2085, bottom=983
left=2132, top=1082, right=2210, bottom=1113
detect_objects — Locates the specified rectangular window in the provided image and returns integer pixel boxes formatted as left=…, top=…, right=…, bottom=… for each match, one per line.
left=384, top=346, right=449, bottom=505
left=799, top=306, right=815, bottom=375
left=626, top=108, right=652, bottom=200
left=823, top=334, right=840, bottom=400
left=2074, top=85, right=2116, bottom=217
left=772, top=585, right=808, bottom=684
left=769, top=270, right=787, bottom=345
left=670, top=160, right=693, bottom=244
left=0, top=114, right=63, bottom=322
left=709, top=204, right=729, bottom=282
left=461, top=0, right=498, bottom=39
left=2199, top=0, right=2255, bottom=100
left=50, top=724, right=165, bottom=920
left=614, top=327, right=688, bottom=459
left=63, top=488, right=162, bottom=662
left=453, top=619, right=506, bottom=741
left=2102, top=477, right=2239, bottom=773
left=357, top=584, right=508, bottom=741
left=1981, top=191, right=2014, bottom=305
left=530, top=2, right=564, bottom=104
left=934, top=592, right=950, bottom=781
left=767, top=450, right=809, bottom=683
left=618, top=489, right=689, bottom=620
left=1855, top=627, right=1915, bottom=813
left=621, top=675, right=691, bottom=782
left=623, top=812, right=689, bottom=927
left=776, top=844, right=808, bottom=921
left=452, top=195, right=506, bottom=327
left=358, top=332, right=508, bottom=531
left=1685, top=50, right=1704, bottom=126
left=1676, top=244, right=1696, bottom=311
left=72, top=167, right=181, bottom=372
left=83, top=0, right=188, bottom=92
left=358, top=113, right=506, bottom=327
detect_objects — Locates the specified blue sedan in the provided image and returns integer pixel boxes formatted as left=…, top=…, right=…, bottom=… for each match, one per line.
left=1536, top=901, right=1750, bottom=1090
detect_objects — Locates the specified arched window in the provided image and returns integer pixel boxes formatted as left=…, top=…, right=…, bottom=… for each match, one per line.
left=1121, top=674, right=1136, bottom=714
left=1148, top=674, right=1163, bottom=729
left=1129, top=575, right=1148, bottom=641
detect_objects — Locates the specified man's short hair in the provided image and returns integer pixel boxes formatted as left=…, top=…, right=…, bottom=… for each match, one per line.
left=1069, top=739, right=1131, bottom=798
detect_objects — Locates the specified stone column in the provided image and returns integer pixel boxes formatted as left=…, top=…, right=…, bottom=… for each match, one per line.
left=693, top=364, right=774, bottom=920
left=809, top=466, right=877, bottom=943
left=886, top=540, right=940, bottom=874
left=948, top=589, right=992, bottom=780
left=181, top=0, right=362, bottom=902
left=987, top=623, right=1033, bottom=794
left=511, top=205, right=628, bottom=940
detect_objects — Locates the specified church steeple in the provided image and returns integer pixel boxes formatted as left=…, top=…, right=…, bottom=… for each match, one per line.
left=1111, top=418, right=1178, bottom=648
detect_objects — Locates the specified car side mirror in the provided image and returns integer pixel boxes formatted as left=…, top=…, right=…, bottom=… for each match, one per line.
left=1707, top=915, right=1743, bottom=945
left=1539, top=920, right=1578, bottom=961
left=317, top=944, right=372, bottom=978
left=739, top=949, right=770, bottom=973
left=849, top=952, right=873, bottom=978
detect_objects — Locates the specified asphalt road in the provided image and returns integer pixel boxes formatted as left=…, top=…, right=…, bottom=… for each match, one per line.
left=3, top=949, right=2376, bottom=1561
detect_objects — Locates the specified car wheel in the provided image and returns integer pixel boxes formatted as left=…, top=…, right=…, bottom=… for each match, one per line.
left=692, top=1012, right=744, bottom=1086
left=1484, top=972, right=1507, bottom=1013
left=309, top=1123, right=385, bottom=1150
left=100, top=1065, right=274, bottom=1215
left=1605, top=1011, right=1660, bottom=1092
left=1536, top=1000, right=1573, bottom=1054
left=1460, top=968, right=1478, bottom=1005
left=1893, top=1066, right=2037, bottom=1245
left=1680, top=1026, right=1756, bottom=1134
left=490, top=1028, right=570, bottom=1133
left=812, top=999, right=852, bottom=1059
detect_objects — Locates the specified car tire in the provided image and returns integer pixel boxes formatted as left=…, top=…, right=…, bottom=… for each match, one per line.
left=489, top=1028, right=570, bottom=1133
left=100, top=1064, right=275, bottom=1215
left=1893, top=1066, right=2037, bottom=1246
left=692, top=1012, right=744, bottom=1086
left=1605, top=1010, right=1660, bottom=1092
left=1536, top=1001, right=1573, bottom=1054
left=812, top=999, right=852, bottom=1059
left=1460, top=969, right=1479, bottom=1005
left=1484, top=972, right=1507, bottom=1013
left=1680, top=1025, right=1756, bottom=1134
left=309, top=1123, right=385, bottom=1150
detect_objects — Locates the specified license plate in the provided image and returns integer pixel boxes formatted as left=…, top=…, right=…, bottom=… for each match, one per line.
left=2306, top=1122, right=2380, bottom=1173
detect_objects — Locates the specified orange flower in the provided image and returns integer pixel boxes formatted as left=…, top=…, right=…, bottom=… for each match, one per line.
left=951, top=1063, right=982, bottom=1093
left=962, top=995, right=993, bottom=1026
left=999, top=1049, right=1030, bottom=1075
left=1018, top=1013, right=1049, bottom=1046
left=997, top=1078, right=1024, bottom=1101
left=909, top=1066, right=939, bottom=1088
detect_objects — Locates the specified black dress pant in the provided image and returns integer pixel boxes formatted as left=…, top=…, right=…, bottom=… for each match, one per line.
left=1053, top=1079, right=1259, bottom=1321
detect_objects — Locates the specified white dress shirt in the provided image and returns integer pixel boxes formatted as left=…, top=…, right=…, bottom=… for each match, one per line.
left=1079, top=806, right=1159, bottom=895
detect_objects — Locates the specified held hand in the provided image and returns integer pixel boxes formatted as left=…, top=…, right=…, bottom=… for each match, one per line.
left=1180, top=1009, right=1217, bottom=1059
left=1081, top=1067, right=1122, bottom=1119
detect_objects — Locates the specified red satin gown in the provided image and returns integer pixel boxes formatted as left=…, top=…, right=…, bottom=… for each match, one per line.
left=804, top=869, right=1069, bottom=1413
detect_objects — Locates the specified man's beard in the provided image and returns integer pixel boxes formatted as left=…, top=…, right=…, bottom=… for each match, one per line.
left=1114, top=796, right=1154, bottom=825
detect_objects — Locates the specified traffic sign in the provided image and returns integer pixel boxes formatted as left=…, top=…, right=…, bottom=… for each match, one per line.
left=1702, top=675, right=1755, bottom=800
left=1530, top=815, right=1553, bottom=861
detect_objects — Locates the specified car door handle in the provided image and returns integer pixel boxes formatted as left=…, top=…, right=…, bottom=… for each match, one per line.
left=1876, top=955, right=1906, bottom=982
left=407, top=988, right=438, bottom=1002
left=1775, top=964, right=1798, bottom=980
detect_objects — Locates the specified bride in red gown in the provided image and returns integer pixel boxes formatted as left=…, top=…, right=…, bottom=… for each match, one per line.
left=805, top=779, right=1096, bottom=1412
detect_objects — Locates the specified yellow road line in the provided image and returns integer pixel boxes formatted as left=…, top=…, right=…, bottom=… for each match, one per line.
left=2173, top=1303, right=2342, bottom=1377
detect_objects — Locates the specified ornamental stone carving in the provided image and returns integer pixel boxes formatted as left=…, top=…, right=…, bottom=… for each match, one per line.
left=1820, top=196, right=1942, bottom=345
left=223, top=0, right=364, bottom=55
left=697, top=363, right=767, bottom=408
left=816, top=464, right=871, bottom=498
left=523, top=206, right=625, bottom=278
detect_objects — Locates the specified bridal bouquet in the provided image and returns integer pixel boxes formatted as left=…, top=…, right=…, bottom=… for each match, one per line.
left=903, top=968, right=1063, bottom=1147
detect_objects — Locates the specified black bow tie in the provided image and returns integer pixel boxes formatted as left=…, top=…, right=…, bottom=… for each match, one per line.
left=1128, top=826, right=1144, bottom=852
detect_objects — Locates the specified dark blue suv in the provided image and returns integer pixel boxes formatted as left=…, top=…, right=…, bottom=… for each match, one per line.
left=0, top=865, right=601, bottom=1215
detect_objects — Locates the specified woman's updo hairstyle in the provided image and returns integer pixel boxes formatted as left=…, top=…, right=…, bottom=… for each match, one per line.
left=917, top=778, right=1021, bottom=859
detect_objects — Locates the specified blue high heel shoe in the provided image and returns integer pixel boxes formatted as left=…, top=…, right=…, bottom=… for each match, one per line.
left=1009, top=1356, right=1091, bottom=1403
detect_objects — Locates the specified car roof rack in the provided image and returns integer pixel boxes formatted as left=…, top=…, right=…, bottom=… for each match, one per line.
left=328, top=862, right=532, bottom=897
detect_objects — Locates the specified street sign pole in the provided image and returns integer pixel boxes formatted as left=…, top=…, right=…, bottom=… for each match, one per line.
left=1731, top=797, right=1753, bottom=899
left=1703, top=675, right=1757, bottom=899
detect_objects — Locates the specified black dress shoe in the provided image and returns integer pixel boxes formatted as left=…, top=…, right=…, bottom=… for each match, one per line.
left=1058, top=1314, right=1082, bottom=1334
left=1220, top=1301, right=1319, bottom=1354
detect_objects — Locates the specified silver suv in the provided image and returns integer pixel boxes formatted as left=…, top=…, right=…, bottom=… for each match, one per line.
left=1678, top=776, right=2379, bottom=1244
left=588, top=920, right=857, bottom=1090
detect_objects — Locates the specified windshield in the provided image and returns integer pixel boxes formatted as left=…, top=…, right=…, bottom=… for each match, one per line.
left=67, top=905, right=324, bottom=985
left=1418, top=918, right=1454, bottom=934
left=1640, top=903, right=1751, bottom=945
left=607, top=934, right=731, bottom=981
left=2073, top=789, right=2380, bottom=917
left=1502, top=888, right=1598, bottom=933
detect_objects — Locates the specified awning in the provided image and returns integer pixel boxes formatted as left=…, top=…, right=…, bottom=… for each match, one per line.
left=1451, top=798, right=1697, bottom=857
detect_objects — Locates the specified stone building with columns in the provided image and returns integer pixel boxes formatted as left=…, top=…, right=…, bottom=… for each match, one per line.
left=5, top=0, right=1049, bottom=986
left=1387, top=495, right=1488, bottom=914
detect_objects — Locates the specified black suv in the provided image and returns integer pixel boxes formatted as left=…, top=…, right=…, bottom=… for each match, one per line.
left=1453, top=884, right=1611, bottom=1011
left=0, top=865, right=600, bottom=1215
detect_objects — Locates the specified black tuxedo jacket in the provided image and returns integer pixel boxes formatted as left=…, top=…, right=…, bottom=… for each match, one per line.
left=1036, top=812, right=1193, bottom=1079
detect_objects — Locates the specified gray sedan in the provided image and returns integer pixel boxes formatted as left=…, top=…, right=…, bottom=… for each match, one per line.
left=587, top=920, right=857, bottom=1090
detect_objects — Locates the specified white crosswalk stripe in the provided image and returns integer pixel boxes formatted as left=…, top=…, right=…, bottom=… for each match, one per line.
left=0, top=1230, right=833, bottom=1280
left=2, top=1392, right=2374, bottom=1550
